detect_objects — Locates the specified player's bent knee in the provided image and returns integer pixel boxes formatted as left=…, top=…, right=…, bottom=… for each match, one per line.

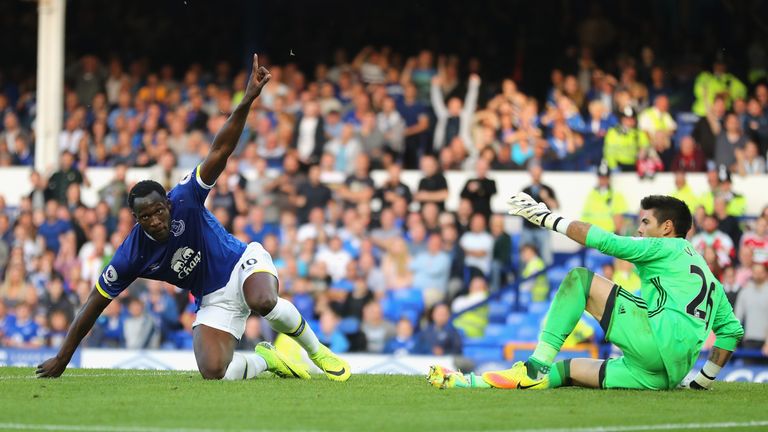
left=243, top=272, right=279, bottom=316
left=199, top=365, right=227, bottom=380
left=564, top=267, right=593, bottom=299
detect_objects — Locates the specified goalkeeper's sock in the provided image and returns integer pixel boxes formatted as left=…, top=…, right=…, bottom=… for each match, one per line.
left=465, top=373, right=492, bottom=388
left=223, top=352, right=267, bottom=380
left=528, top=268, right=593, bottom=376
left=546, top=360, right=573, bottom=389
left=264, top=298, right=320, bottom=355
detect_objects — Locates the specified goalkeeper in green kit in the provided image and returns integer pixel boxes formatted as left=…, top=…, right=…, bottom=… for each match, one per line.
left=427, top=194, right=743, bottom=390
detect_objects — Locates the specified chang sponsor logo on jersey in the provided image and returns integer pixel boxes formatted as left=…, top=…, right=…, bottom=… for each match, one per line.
left=171, top=246, right=202, bottom=279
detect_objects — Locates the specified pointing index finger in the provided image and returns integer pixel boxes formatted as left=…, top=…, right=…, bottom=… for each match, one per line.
left=253, top=54, right=259, bottom=71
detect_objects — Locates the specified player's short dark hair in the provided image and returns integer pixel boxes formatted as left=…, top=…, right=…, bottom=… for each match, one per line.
left=128, top=180, right=167, bottom=210
left=640, top=195, right=692, bottom=238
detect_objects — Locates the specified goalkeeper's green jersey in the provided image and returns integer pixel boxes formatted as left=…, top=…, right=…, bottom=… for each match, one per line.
left=586, top=226, right=744, bottom=384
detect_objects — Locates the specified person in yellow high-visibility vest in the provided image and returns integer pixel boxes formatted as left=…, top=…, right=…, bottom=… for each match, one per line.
left=581, top=161, right=628, bottom=234
left=699, top=165, right=747, bottom=217
left=670, top=171, right=699, bottom=214
left=603, top=107, right=650, bottom=171
left=639, top=95, right=677, bottom=155
left=692, top=58, right=747, bottom=117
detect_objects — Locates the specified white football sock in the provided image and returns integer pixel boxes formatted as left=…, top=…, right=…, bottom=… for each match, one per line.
left=223, top=352, right=267, bottom=380
left=264, top=298, right=320, bottom=355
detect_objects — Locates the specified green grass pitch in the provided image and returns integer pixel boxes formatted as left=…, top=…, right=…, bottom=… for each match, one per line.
left=0, top=367, right=766, bottom=432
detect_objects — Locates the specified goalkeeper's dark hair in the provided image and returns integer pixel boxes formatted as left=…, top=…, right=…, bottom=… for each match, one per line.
left=128, top=180, right=167, bottom=210
left=640, top=195, right=692, bottom=238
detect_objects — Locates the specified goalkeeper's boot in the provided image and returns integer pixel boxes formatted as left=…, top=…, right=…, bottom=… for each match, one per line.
left=255, top=342, right=311, bottom=379
left=427, top=365, right=489, bottom=389
left=309, top=344, right=351, bottom=382
left=482, top=361, right=548, bottom=389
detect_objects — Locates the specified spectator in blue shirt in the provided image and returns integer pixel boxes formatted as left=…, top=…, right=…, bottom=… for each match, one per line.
left=411, top=233, right=451, bottom=307
left=4, top=303, right=42, bottom=348
left=396, top=83, right=429, bottom=169
left=384, top=318, right=417, bottom=355
left=415, top=303, right=463, bottom=355
left=37, top=201, right=72, bottom=254
left=316, top=310, right=350, bottom=354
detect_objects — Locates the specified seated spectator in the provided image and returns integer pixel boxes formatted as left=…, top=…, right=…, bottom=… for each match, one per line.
left=39, top=272, right=77, bottom=323
left=736, top=140, right=766, bottom=175
left=670, top=171, right=699, bottom=214
left=545, top=122, right=582, bottom=170
left=360, top=301, right=395, bottom=353
left=638, top=94, right=677, bottom=160
left=742, top=217, right=768, bottom=265
left=89, top=299, right=124, bottom=347
left=3, top=302, right=43, bottom=348
left=337, top=154, right=374, bottom=209
left=326, top=124, right=361, bottom=175
left=381, top=237, right=413, bottom=290
left=519, top=243, right=549, bottom=302
left=713, top=197, right=742, bottom=248
left=460, top=158, right=497, bottom=222
left=384, top=318, right=417, bottom=355
left=38, top=200, right=72, bottom=254
left=46, top=309, right=70, bottom=348
left=123, top=297, right=159, bottom=349
left=415, top=303, right=462, bottom=355
left=451, top=276, right=489, bottom=338
left=691, top=214, right=735, bottom=268
left=291, top=100, right=325, bottom=167
left=297, top=207, right=336, bottom=244
left=236, top=315, right=270, bottom=351
left=373, top=163, right=412, bottom=211
left=743, top=98, right=768, bottom=152
left=144, top=281, right=180, bottom=346
left=315, top=236, right=353, bottom=284
left=0, top=263, right=36, bottom=308
left=459, top=214, right=494, bottom=279
left=411, top=233, right=451, bottom=307
left=692, top=57, right=747, bottom=117
left=295, top=164, right=332, bottom=224
left=735, top=247, right=755, bottom=289
left=671, top=136, right=707, bottom=172
left=734, top=263, right=768, bottom=357
left=316, top=310, right=349, bottom=354
left=715, top=113, right=747, bottom=172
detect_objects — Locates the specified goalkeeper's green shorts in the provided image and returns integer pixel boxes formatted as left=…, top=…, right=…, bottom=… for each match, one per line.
left=598, top=285, right=671, bottom=390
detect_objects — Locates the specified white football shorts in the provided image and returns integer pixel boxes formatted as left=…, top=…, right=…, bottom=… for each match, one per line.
left=192, top=242, right=278, bottom=339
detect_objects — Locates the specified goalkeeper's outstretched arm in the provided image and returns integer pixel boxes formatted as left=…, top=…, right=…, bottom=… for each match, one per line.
left=507, top=192, right=590, bottom=244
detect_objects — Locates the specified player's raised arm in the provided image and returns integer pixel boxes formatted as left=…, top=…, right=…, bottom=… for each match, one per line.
left=198, top=54, right=271, bottom=186
left=36, top=288, right=112, bottom=378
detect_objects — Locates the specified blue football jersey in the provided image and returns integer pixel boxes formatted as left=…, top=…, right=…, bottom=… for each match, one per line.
left=96, top=165, right=247, bottom=304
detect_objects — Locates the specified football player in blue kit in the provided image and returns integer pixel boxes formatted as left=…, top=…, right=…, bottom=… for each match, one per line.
left=36, top=55, right=350, bottom=382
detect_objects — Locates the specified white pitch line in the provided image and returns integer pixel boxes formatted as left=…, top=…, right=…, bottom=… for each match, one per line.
left=0, top=371, right=189, bottom=380
left=496, top=420, right=768, bottom=432
left=0, top=421, right=766, bottom=432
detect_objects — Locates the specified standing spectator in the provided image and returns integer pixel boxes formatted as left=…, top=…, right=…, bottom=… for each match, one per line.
left=430, top=74, right=481, bottom=153
left=691, top=214, right=735, bottom=268
left=715, top=113, right=747, bottom=172
left=415, top=303, right=462, bottom=355
left=638, top=94, right=677, bottom=163
left=692, top=57, right=747, bottom=117
left=521, top=162, right=559, bottom=264
left=489, top=214, right=512, bottom=292
left=459, top=214, right=494, bottom=279
left=460, top=158, right=497, bottom=222
left=46, top=152, right=85, bottom=204
left=291, top=100, right=325, bottom=167
left=603, top=107, right=649, bottom=171
left=376, top=96, right=405, bottom=158
left=742, top=217, right=768, bottom=265
left=410, top=233, right=451, bottom=307
left=692, top=95, right=727, bottom=162
left=360, top=301, right=395, bottom=353
left=734, top=263, right=768, bottom=356
left=583, top=100, right=617, bottom=167
left=581, top=162, right=628, bottom=234
left=414, top=154, right=449, bottom=212
left=671, top=136, right=707, bottom=172
left=384, top=318, right=417, bottom=355
left=397, top=83, right=430, bottom=169
left=713, top=197, right=742, bottom=251
left=98, top=163, right=129, bottom=216
left=743, top=98, right=768, bottom=153
left=295, top=164, right=332, bottom=224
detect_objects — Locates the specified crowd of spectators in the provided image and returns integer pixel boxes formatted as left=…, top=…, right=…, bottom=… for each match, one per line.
left=1, top=41, right=768, bottom=359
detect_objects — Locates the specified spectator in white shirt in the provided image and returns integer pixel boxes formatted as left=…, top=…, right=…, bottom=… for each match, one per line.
left=459, top=213, right=494, bottom=277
